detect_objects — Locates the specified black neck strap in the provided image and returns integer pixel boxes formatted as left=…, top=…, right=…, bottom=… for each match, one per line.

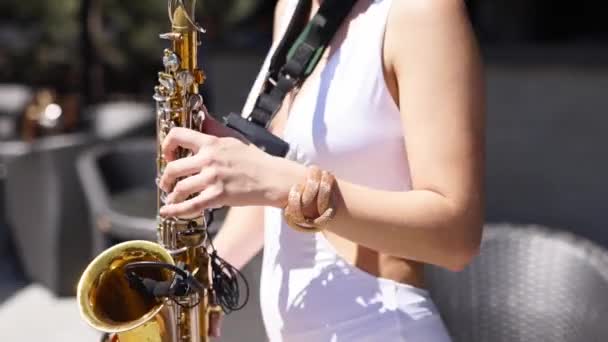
left=223, top=0, right=356, bottom=158
left=267, top=0, right=313, bottom=84
left=249, top=0, right=357, bottom=127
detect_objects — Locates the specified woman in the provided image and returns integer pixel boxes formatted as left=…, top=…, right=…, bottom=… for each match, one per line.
left=159, top=0, right=484, bottom=340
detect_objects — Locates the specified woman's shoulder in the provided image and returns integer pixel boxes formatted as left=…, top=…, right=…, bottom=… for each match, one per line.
left=384, top=0, right=476, bottom=70
left=385, top=0, right=469, bottom=39
left=388, top=0, right=467, bottom=18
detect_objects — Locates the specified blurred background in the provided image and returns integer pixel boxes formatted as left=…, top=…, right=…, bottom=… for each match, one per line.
left=1, top=0, right=608, bottom=341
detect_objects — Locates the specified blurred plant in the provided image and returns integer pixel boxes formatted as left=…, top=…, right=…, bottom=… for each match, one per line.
left=199, top=0, right=263, bottom=30
left=89, top=0, right=267, bottom=71
left=0, top=0, right=80, bottom=86
left=88, top=0, right=166, bottom=70
left=0, top=0, right=275, bottom=96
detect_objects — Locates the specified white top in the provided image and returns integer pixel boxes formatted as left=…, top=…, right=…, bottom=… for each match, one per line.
left=243, top=0, right=452, bottom=341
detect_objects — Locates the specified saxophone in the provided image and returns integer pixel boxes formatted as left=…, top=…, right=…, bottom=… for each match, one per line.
left=77, top=1, right=233, bottom=341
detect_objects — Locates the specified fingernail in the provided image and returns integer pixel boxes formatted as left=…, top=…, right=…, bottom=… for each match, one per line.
left=159, top=206, right=168, bottom=216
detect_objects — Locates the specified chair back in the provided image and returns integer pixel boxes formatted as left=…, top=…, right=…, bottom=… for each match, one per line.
left=426, top=224, right=608, bottom=342
left=82, top=101, right=155, bottom=140
left=485, top=62, right=608, bottom=247
left=77, top=139, right=157, bottom=254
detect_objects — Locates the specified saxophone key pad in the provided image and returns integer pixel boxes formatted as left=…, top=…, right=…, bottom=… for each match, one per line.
left=162, top=49, right=180, bottom=72
left=153, top=92, right=170, bottom=103
left=187, top=94, right=203, bottom=114
left=158, top=119, right=174, bottom=144
left=176, top=70, right=195, bottom=89
left=158, top=72, right=177, bottom=95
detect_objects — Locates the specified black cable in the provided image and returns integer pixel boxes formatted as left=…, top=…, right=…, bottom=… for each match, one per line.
left=207, top=238, right=250, bottom=314
left=205, top=208, right=215, bottom=227
left=124, top=261, right=204, bottom=309
left=122, top=228, right=250, bottom=315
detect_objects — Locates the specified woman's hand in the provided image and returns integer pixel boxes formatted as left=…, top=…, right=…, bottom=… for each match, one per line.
left=158, top=126, right=304, bottom=218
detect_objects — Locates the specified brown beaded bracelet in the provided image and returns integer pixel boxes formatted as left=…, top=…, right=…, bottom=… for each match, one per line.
left=283, top=165, right=337, bottom=233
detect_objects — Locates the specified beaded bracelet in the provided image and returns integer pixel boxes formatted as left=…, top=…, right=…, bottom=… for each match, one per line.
left=283, top=165, right=337, bottom=233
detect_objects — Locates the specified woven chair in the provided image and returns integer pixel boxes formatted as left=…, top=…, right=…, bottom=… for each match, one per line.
left=81, top=101, right=156, bottom=140
left=77, top=139, right=158, bottom=255
left=425, top=224, right=608, bottom=342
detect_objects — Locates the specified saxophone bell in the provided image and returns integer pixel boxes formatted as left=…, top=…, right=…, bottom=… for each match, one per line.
left=77, top=241, right=178, bottom=342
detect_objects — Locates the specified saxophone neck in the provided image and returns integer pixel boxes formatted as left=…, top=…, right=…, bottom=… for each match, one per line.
left=161, top=1, right=205, bottom=92
left=168, top=0, right=205, bottom=33
left=172, top=3, right=195, bottom=32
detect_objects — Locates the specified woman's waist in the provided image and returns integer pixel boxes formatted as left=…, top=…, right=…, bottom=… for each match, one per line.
left=259, top=257, right=440, bottom=338
left=322, top=231, right=427, bottom=289
left=260, top=248, right=433, bottom=312
left=263, top=212, right=428, bottom=291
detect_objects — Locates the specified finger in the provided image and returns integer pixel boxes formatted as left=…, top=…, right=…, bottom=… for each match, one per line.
left=159, top=153, right=212, bottom=192
left=162, top=127, right=216, bottom=162
left=165, top=167, right=219, bottom=204
left=159, top=185, right=224, bottom=218
left=208, top=311, right=223, bottom=337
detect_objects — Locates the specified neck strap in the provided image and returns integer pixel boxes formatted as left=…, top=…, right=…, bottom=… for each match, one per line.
left=249, top=0, right=358, bottom=127
left=223, top=0, right=357, bottom=157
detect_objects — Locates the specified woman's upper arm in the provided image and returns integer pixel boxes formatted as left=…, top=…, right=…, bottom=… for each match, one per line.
left=387, top=0, right=485, bottom=216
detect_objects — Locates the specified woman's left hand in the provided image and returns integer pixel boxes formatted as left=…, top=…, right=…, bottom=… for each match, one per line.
left=158, top=127, right=304, bottom=218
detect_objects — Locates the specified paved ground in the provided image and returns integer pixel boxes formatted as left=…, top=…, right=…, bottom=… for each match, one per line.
left=0, top=285, right=101, bottom=341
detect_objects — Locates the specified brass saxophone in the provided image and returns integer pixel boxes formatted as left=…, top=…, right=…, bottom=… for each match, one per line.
left=77, top=1, right=226, bottom=341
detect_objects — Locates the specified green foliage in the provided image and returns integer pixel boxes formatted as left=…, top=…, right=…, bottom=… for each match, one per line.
left=199, top=0, right=261, bottom=26
left=0, top=0, right=272, bottom=92
left=0, top=0, right=80, bottom=83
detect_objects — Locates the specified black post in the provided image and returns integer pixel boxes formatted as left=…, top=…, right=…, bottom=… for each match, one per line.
left=80, top=0, right=92, bottom=106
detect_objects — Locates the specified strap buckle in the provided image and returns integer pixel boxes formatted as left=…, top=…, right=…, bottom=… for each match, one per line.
left=268, top=76, right=278, bottom=87
left=267, top=70, right=293, bottom=89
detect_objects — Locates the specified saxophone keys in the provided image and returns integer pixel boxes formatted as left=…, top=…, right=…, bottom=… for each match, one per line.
left=158, top=118, right=174, bottom=142
left=159, top=32, right=183, bottom=41
left=153, top=85, right=170, bottom=102
left=158, top=72, right=177, bottom=94
left=176, top=70, right=195, bottom=89
left=194, top=69, right=205, bottom=85
left=162, top=49, right=181, bottom=72
left=187, top=94, right=203, bottom=114
left=187, top=94, right=207, bottom=131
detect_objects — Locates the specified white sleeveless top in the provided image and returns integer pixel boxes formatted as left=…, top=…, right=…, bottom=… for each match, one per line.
left=242, top=1, right=452, bottom=341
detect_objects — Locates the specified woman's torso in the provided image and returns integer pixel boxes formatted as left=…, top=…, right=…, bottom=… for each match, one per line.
left=241, top=0, right=451, bottom=340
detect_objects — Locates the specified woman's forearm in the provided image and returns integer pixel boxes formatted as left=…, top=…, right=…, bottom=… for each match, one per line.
left=326, top=180, right=483, bottom=272
left=266, top=157, right=483, bottom=272
left=212, top=206, right=265, bottom=270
